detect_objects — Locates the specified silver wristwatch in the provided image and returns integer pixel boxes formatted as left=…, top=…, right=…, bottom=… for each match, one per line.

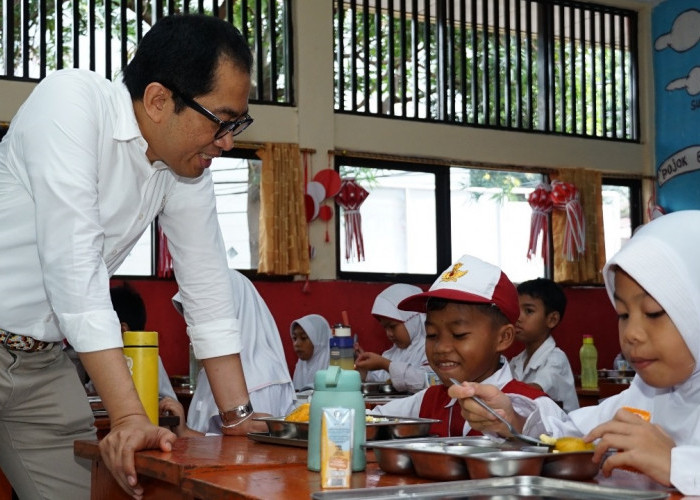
left=220, top=401, right=254, bottom=428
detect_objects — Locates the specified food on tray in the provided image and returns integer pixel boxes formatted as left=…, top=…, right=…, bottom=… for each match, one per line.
left=285, top=403, right=310, bottom=422
left=285, top=404, right=390, bottom=424
left=538, top=434, right=594, bottom=452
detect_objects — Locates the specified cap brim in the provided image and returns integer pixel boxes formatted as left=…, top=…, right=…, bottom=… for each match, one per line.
left=398, top=289, right=494, bottom=313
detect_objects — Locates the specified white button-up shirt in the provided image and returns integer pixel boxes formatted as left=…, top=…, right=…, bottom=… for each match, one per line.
left=0, top=69, right=240, bottom=358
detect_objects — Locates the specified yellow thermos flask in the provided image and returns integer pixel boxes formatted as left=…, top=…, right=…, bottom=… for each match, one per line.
left=123, top=331, right=159, bottom=425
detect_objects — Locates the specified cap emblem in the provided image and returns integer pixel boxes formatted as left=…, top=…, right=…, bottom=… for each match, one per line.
left=440, top=263, right=468, bottom=282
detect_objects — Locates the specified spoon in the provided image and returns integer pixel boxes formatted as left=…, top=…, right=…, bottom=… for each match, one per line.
left=449, top=378, right=548, bottom=447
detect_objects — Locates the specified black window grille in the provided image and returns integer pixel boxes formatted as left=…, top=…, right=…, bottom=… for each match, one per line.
left=334, top=0, right=639, bottom=141
left=0, top=0, right=293, bottom=105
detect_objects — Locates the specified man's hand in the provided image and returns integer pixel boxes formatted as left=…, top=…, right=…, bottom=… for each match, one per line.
left=98, top=414, right=176, bottom=499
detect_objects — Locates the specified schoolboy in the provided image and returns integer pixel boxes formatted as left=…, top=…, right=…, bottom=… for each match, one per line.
left=370, top=254, right=550, bottom=437
left=448, top=211, right=700, bottom=495
left=509, top=278, right=579, bottom=412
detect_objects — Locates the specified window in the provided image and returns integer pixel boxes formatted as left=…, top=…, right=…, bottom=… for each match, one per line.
left=115, top=227, right=153, bottom=276
left=334, top=0, right=639, bottom=141
left=602, top=178, right=641, bottom=260
left=211, top=149, right=262, bottom=270
left=1, top=1, right=294, bottom=104
left=336, top=156, right=547, bottom=283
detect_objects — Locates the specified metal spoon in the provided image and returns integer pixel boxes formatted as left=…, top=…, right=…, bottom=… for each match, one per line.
left=449, top=378, right=548, bottom=447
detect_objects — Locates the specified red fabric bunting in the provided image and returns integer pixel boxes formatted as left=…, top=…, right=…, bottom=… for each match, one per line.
left=550, top=180, right=586, bottom=261
left=527, top=183, right=553, bottom=265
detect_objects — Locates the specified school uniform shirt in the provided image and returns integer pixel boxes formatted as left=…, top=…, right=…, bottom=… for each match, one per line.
left=509, top=336, right=579, bottom=412
left=365, top=284, right=429, bottom=393
left=370, top=357, right=547, bottom=437
left=519, top=211, right=700, bottom=496
left=0, top=69, right=240, bottom=359
left=173, top=270, right=296, bottom=433
left=290, top=315, right=331, bottom=391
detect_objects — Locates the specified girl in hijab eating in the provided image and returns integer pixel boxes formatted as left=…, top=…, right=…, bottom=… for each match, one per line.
left=290, top=314, right=332, bottom=391
left=355, top=284, right=429, bottom=393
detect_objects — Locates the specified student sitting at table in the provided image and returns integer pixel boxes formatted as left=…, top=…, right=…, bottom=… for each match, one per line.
left=354, top=284, right=430, bottom=393
left=448, top=210, right=700, bottom=496
left=509, top=278, right=579, bottom=412
left=290, top=314, right=332, bottom=391
left=369, top=255, right=549, bottom=437
left=172, top=270, right=295, bottom=434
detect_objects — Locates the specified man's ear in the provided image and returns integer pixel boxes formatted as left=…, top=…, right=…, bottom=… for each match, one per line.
left=141, top=82, right=171, bottom=124
left=545, top=311, right=561, bottom=329
left=495, top=323, right=515, bottom=352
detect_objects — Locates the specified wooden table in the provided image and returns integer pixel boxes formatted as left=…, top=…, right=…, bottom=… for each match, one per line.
left=75, top=435, right=687, bottom=500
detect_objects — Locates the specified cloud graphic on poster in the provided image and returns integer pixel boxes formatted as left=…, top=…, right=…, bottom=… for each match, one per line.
left=655, top=9, right=700, bottom=52
left=666, top=67, right=700, bottom=96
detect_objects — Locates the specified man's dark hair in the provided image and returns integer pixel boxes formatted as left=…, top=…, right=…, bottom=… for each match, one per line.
left=517, top=278, right=567, bottom=318
left=123, top=14, right=253, bottom=111
left=425, top=298, right=510, bottom=327
left=110, top=283, right=147, bottom=331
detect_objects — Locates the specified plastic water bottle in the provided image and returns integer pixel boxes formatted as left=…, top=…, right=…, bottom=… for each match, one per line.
left=579, top=335, right=598, bottom=389
left=123, top=331, right=159, bottom=424
left=329, top=324, right=355, bottom=370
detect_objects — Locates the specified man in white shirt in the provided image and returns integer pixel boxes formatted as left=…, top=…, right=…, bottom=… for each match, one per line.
left=0, top=14, right=257, bottom=500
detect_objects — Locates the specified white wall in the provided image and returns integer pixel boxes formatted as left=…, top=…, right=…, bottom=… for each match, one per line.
left=0, top=0, right=655, bottom=279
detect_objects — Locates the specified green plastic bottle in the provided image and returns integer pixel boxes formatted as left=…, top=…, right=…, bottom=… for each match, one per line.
left=579, top=335, right=598, bottom=389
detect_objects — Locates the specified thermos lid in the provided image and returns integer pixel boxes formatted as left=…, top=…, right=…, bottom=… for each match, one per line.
left=123, top=330, right=158, bottom=347
left=314, top=365, right=361, bottom=391
left=329, top=336, right=354, bottom=348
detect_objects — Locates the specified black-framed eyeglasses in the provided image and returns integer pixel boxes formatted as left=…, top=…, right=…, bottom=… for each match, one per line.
left=165, top=84, right=253, bottom=140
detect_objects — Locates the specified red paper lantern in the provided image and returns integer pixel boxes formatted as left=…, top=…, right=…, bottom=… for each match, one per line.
left=334, top=179, right=369, bottom=262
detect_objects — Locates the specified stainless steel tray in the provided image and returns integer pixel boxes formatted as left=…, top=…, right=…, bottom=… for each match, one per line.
left=246, top=432, right=307, bottom=448
left=311, top=475, right=671, bottom=499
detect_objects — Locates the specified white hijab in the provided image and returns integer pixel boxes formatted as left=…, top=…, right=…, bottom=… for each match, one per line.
left=172, top=270, right=293, bottom=393
left=602, top=210, right=700, bottom=443
left=371, top=283, right=428, bottom=369
left=290, top=314, right=331, bottom=390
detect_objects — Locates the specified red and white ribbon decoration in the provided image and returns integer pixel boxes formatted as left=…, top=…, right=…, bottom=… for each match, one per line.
left=550, top=180, right=586, bottom=261
left=527, top=183, right=553, bottom=263
left=334, top=179, right=369, bottom=262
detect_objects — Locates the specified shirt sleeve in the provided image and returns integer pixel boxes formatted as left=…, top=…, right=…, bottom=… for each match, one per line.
left=159, top=172, right=241, bottom=359
left=369, top=392, right=422, bottom=417
left=388, top=360, right=429, bottom=393
left=671, top=446, right=700, bottom=495
left=18, top=72, right=122, bottom=351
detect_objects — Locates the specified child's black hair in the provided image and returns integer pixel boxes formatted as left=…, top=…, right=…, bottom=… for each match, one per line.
left=516, top=278, right=567, bottom=318
left=426, top=297, right=510, bottom=327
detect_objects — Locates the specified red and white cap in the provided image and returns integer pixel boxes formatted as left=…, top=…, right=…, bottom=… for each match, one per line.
left=398, top=254, right=520, bottom=324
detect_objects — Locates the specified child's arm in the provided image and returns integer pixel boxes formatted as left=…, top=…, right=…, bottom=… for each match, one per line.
left=355, top=351, right=391, bottom=372
left=447, top=382, right=527, bottom=436
left=585, top=408, right=675, bottom=487
left=159, top=397, right=205, bottom=438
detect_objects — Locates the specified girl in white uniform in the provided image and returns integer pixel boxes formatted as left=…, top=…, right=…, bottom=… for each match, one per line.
left=449, top=210, right=700, bottom=496
left=290, top=314, right=331, bottom=391
left=355, top=284, right=429, bottom=393
left=173, top=270, right=296, bottom=433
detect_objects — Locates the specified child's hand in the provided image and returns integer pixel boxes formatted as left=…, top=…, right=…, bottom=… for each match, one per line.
left=585, top=408, right=674, bottom=486
left=447, top=382, right=524, bottom=436
left=354, top=352, right=390, bottom=372
left=354, top=342, right=365, bottom=356
left=159, top=397, right=202, bottom=438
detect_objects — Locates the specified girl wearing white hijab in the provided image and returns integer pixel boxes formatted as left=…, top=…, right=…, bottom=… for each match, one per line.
left=290, top=314, right=331, bottom=391
left=172, top=270, right=296, bottom=433
left=355, top=284, right=429, bottom=393
left=449, top=210, right=700, bottom=495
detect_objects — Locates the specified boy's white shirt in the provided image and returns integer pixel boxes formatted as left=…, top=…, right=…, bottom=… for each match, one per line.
left=509, top=336, right=579, bottom=412
left=516, top=210, right=700, bottom=496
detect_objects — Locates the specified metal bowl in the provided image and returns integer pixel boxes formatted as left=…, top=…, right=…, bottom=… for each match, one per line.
left=542, top=450, right=599, bottom=480
left=365, top=416, right=439, bottom=440
left=361, top=382, right=401, bottom=395
left=255, top=415, right=438, bottom=442
left=462, top=450, right=546, bottom=479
